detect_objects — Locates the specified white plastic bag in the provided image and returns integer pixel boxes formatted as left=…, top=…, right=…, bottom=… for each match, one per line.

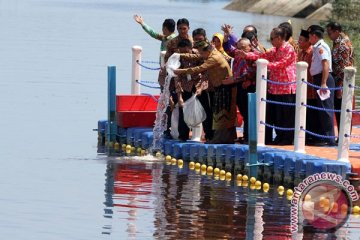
left=170, top=104, right=180, bottom=139
left=166, top=53, right=181, bottom=77
left=183, top=95, right=207, bottom=128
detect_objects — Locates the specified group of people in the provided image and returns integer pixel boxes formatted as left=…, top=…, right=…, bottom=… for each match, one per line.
left=134, top=15, right=354, bottom=146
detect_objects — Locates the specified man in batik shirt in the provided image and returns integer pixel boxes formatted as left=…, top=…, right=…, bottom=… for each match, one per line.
left=326, top=22, right=355, bottom=132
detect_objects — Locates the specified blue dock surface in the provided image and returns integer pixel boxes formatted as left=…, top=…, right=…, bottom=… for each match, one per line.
left=97, top=122, right=355, bottom=187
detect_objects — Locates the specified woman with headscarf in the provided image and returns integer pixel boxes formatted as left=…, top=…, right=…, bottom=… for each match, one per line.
left=212, top=33, right=232, bottom=64
left=173, top=40, right=237, bottom=144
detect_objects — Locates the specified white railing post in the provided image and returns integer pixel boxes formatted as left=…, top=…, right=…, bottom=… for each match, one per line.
left=160, top=51, right=166, bottom=68
left=131, top=45, right=142, bottom=95
left=337, top=67, right=357, bottom=162
left=294, top=62, right=308, bottom=153
left=256, top=59, right=269, bottom=146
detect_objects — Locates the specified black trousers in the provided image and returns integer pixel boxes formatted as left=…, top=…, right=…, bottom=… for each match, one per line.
left=306, top=99, right=320, bottom=141
left=198, top=91, right=214, bottom=141
left=313, top=73, right=335, bottom=144
left=177, top=91, right=192, bottom=141
left=265, top=93, right=296, bottom=144
left=334, top=97, right=341, bottom=130
left=177, top=89, right=214, bottom=141
left=164, top=89, right=178, bottom=136
left=236, top=83, right=256, bottom=141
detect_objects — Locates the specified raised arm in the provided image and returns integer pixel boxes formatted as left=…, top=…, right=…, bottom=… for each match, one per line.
left=134, top=15, right=163, bottom=41
left=223, top=34, right=238, bottom=57
left=222, top=24, right=238, bottom=56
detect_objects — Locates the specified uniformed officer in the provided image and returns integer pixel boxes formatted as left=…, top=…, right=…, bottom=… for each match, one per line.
left=307, top=25, right=336, bottom=146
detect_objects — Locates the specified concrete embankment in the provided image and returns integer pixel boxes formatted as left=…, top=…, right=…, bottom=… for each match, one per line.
left=224, top=0, right=332, bottom=20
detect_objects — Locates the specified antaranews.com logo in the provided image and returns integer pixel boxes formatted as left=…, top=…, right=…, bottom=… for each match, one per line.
left=290, top=172, right=359, bottom=233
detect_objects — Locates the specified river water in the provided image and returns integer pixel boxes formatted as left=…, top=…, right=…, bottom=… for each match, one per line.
left=0, top=0, right=359, bottom=239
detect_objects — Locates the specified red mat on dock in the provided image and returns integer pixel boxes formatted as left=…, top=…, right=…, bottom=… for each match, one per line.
left=116, top=95, right=243, bottom=128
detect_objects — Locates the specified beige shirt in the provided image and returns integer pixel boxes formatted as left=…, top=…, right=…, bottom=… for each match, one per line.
left=180, top=49, right=232, bottom=88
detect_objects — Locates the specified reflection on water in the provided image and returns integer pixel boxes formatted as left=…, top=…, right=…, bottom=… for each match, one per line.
left=102, top=158, right=359, bottom=239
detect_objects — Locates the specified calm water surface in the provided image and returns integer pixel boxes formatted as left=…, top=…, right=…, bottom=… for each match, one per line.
left=0, top=0, right=359, bottom=239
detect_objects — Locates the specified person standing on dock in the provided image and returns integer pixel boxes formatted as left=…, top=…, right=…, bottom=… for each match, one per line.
left=173, top=40, right=237, bottom=144
left=174, top=39, right=206, bottom=141
left=222, top=24, right=266, bottom=55
left=212, top=33, right=232, bottom=64
left=164, top=18, right=192, bottom=63
left=297, top=29, right=318, bottom=145
left=326, top=22, right=355, bottom=134
left=224, top=38, right=256, bottom=144
left=192, top=28, right=207, bottom=42
left=237, top=27, right=297, bottom=145
left=278, top=22, right=299, bottom=54
left=190, top=28, right=214, bottom=142
left=134, top=15, right=176, bottom=52
left=133, top=15, right=177, bottom=111
left=221, top=24, right=265, bottom=144
left=161, top=18, right=192, bottom=138
left=307, top=25, right=336, bottom=146
left=242, top=25, right=267, bottom=53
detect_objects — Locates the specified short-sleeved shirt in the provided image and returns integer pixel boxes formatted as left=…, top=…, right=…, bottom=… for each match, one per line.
left=310, top=39, right=332, bottom=76
left=331, top=33, right=354, bottom=86
left=245, top=41, right=297, bottom=95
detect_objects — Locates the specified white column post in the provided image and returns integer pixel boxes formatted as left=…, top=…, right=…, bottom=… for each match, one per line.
left=256, top=59, right=269, bottom=146
left=294, top=62, right=308, bottom=153
left=337, top=67, right=357, bottom=162
left=131, top=45, right=142, bottom=95
left=160, top=51, right=166, bottom=68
